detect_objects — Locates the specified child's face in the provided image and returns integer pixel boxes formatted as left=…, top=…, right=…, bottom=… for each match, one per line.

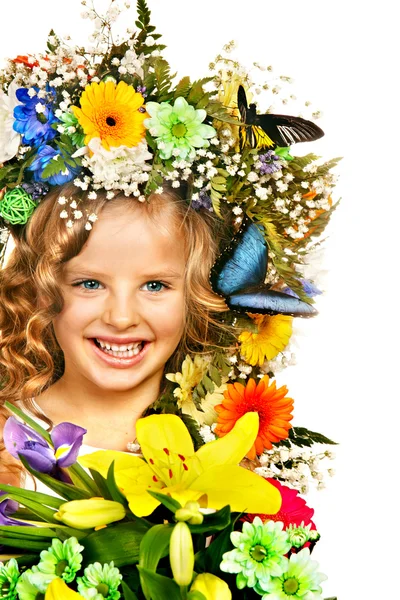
left=52, top=203, right=186, bottom=396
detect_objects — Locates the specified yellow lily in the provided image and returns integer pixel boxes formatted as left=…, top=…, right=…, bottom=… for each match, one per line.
left=80, top=412, right=281, bottom=517
left=190, top=573, right=232, bottom=600
left=45, top=578, right=84, bottom=599
left=54, top=498, right=126, bottom=529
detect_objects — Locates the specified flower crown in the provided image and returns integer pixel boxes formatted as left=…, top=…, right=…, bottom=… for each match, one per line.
left=0, top=0, right=339, bottom=304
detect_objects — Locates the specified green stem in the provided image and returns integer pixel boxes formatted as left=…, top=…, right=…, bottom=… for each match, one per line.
left=179, top=585, right=188, bottom=600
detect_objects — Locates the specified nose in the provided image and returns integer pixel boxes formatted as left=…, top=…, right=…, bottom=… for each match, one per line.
left=102, top=289, right=141, bottom=330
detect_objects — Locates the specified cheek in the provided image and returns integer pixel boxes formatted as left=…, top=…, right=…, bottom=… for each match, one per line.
left=52, top=297, right=96, bottom=343
left=153, top=297, right=186, bottom=342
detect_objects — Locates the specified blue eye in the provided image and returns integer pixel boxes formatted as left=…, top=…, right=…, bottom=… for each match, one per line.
left=79, top=280, right=101, bottom=290
left=145, top=281, right=165, bottom=292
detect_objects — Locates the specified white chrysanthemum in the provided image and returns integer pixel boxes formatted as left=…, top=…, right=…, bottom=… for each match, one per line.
left=0, top=80, right=21, bottom=163
left=84, top=137, right=152, bottom=194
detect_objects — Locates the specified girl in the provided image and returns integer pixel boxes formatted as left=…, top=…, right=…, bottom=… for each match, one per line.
left=0, top=185, right=231, bottom=487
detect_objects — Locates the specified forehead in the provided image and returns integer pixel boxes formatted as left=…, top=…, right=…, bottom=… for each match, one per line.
left=65, top=205, right=186, bottom=276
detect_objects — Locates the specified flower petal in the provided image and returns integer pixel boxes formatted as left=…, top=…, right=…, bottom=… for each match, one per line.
left=19, top=447, right=56, bottom=473
left=3, top=416, right=48, bottom=458
left=190, top=465, right=282, bottom=514
left=196, top=412, right=259, bottom=469
left=45, top=578, right=85, bottom=599
left=51, top=422, right=87, bottom=467
left=136, top=414, right=195, bottom=478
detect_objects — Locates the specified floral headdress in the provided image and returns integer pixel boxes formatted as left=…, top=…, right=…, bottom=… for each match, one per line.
left=0, top=0, right=339, bottom=297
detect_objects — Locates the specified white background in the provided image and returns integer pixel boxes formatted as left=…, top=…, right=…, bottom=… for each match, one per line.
left=1, top=1, right=399, bottom=598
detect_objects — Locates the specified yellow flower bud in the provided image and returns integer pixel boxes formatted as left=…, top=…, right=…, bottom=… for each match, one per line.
left=175, top=501, right=204, bottom=525
left=55, top=498, right=126, bottom=529
left=190, top=573, right=232, bottom=600
left=45, top=578, right=84, bottom=599
left=169, top=521, right=194, bottom=586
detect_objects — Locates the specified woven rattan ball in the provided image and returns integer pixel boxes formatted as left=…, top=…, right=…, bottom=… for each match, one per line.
left=0, top=187, right=37, bottom=225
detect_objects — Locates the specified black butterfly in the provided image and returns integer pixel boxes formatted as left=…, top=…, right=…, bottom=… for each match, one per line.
left=210, top=218, right=317, bottom=317
left=237, top=85, right=324, bottom=150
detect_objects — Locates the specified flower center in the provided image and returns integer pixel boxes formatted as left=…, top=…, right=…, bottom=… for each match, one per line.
left=250, top=544, right=267, bottom=562
left=171, top=123, right=187, bottom=138
left=97, top=583, right=110, bottom=596
left=106, top=116, right=116, bottom=126
left=37, top=112, right=48, bottom=124
left=283, top=577, right=300, bottom=595
left=55, top=559, right=69, bottom=576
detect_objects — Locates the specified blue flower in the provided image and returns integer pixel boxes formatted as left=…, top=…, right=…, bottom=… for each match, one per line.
left=282, top=278, right=322, bottom=299
left=13, top=86, right=58, bottom=146
left=28, top=145, right=81, bottom=185
left=3, top=417, right=86, bottom=476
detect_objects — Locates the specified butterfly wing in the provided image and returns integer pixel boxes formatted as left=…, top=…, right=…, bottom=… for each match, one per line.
left=237, top=85, right=275, bottom=150
left=211, top=218, right=317, bottom=317
left=255, top=113, right=325, bottom=148
left=211, top=220, right=267, bottom=297
left=228, top=288, right=318, bottom=317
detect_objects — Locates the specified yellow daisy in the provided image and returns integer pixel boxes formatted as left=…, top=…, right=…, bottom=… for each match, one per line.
left=239, top=314, right=293, bottom=366
left=72, top=80, right=148, bottom=150
left=166, top=355, right=228, bottom=426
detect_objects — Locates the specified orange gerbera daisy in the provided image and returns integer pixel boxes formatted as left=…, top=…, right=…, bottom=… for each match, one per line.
left=214, top=375, right=294, bottom=460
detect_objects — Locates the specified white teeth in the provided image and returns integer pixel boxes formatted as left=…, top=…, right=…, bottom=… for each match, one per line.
left=97, top=339, right=142, bottom=352
left=95, top=339, right=144, bottom=358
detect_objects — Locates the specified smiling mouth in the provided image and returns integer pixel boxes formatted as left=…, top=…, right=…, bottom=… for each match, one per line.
left=92, top=338, right=145, bottom=358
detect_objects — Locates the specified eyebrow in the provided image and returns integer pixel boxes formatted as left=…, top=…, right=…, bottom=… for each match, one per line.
left=65, top=268, right=183, bottom=279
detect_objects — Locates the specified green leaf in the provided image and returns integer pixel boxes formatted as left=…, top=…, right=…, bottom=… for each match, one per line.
left=67, top=463, right=99, bottom=496
left=153, top=58, right=175, bottom=101
left=121, top=581, right=139, bottom=600
left=0, top=536, right=50, bottom=552
left=139, top=524, right=174, bottom=599
left=187, top=78, right=214, bottom=105
left=0, top=484, right=64, bottom=509
left=188, top=505, right=231, bottom=534
left=289, top=427, right=338, bottom=447
left=201, top=374, right=215, bottom=395
left=201, top=517, right=235, bottom=574
left=4, top=401, right=52, bottom=444
left=188, top=592, right=207, bottom=600
left=208, top=365, right=222, bottom=387
left=137, top=567, right=181, bottom=600
left=174, top=76, right=191, bottom=99
left=82, top=520, right=149, bottom=566
left=88, top=468, right=113, bottom=501
left=0, top=525, right=57, bottom=538
left=107, top=461, right=129, bottom=505
left=18, top=455, right=92, bottom=502
left=147, top=490, right=181, bottom=513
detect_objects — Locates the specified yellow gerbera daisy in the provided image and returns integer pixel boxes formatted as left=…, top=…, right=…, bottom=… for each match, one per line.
left=239, top=314, right=293, bottom=366
left=72, top=80, right=148, bottom=150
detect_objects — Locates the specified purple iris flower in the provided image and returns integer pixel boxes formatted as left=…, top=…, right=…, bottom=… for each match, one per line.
left=3, top=417, right=87, bottom=475
left=13, top=86, right=58, bottom=147
left=0, top=491, right=28, bottom=526
left=282, top=278, right=322, bottom=299
left=28, top=144, right=81, bottom=185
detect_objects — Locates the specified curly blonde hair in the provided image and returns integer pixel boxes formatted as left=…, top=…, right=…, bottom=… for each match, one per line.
left=0, top=185, right=234, bottom=465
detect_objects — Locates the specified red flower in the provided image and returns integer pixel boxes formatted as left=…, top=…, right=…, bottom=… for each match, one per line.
left=244, top=478, right=316, bottom=530
left=12, top=55, right=39, bottom=68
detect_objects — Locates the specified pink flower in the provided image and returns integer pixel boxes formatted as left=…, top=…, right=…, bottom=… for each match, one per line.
left=244, top=478, right=316, bottom=530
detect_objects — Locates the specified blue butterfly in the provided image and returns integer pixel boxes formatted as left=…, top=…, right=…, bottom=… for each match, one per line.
left=210, top=219, right=317, bottom=317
